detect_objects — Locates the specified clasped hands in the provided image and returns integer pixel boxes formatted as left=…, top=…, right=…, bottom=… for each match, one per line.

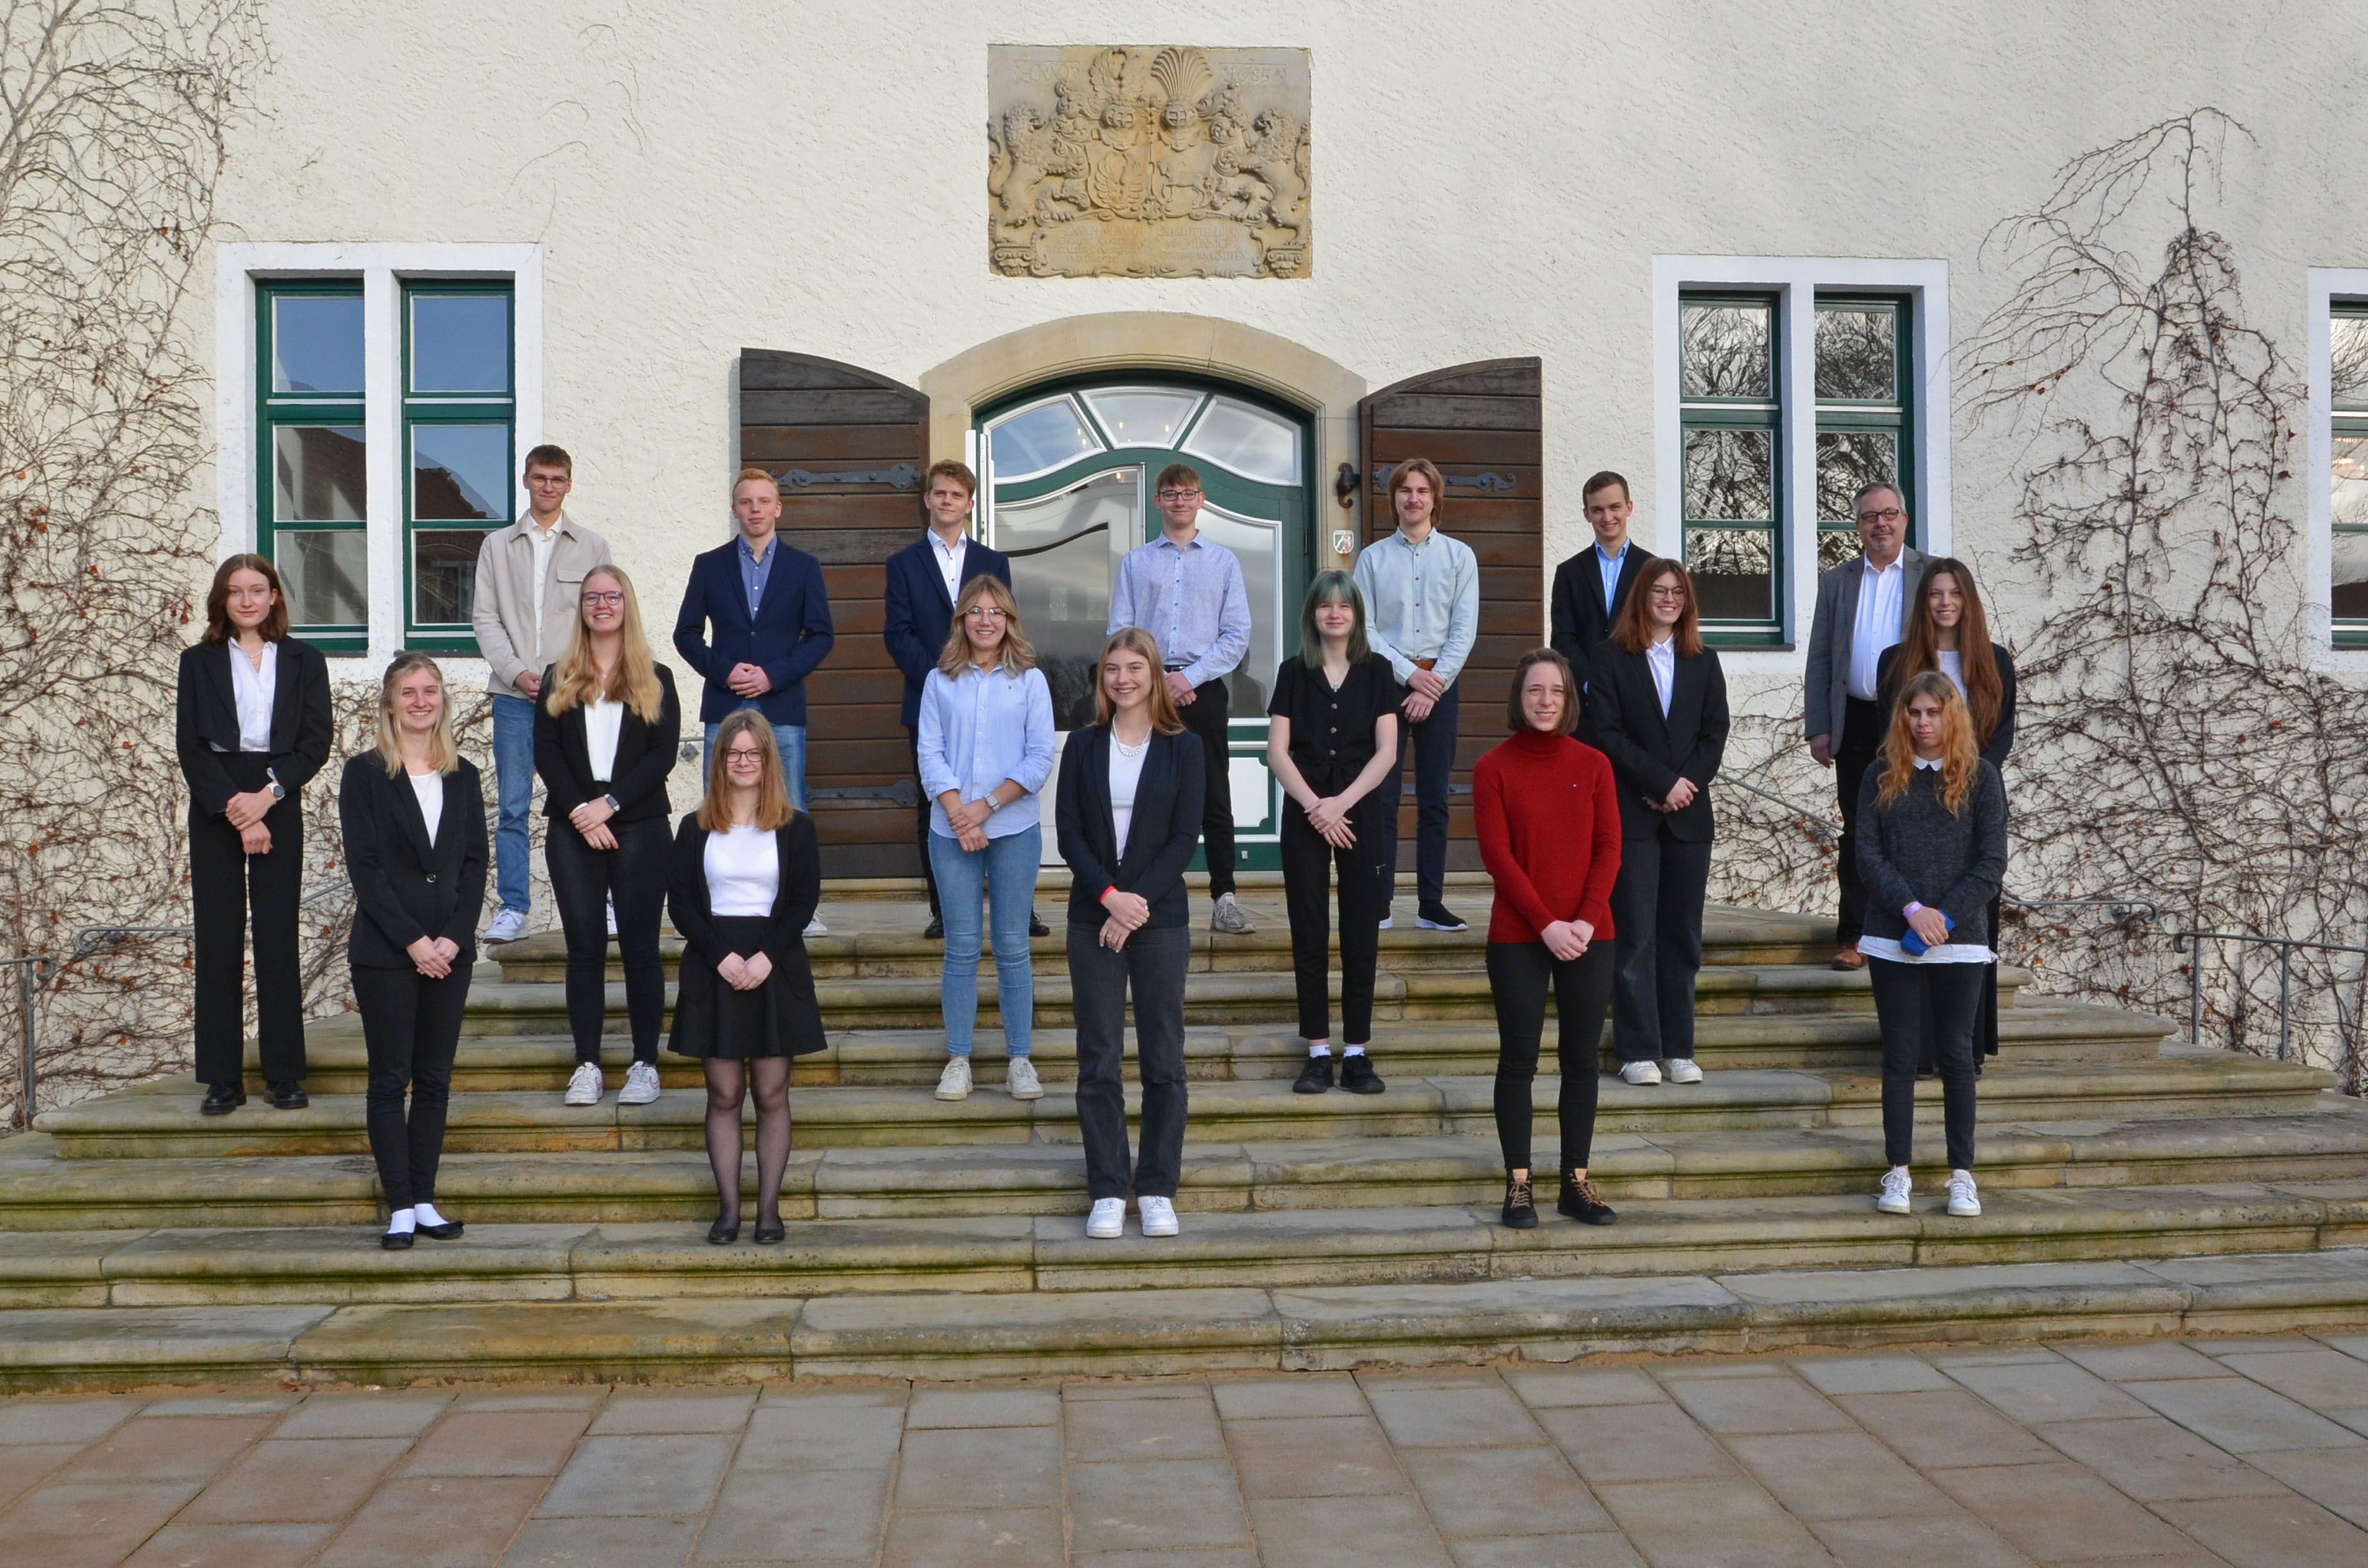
left=942, top=792, right=998, bottom=853
left=1300, top=792, right=1357, bottom=849
left=1907, top=905, right=1952, bottom=947
left=568, top=794, right=618, bottom=850
left=717, top=950, right=775, bottom=991
left=725, top=662, right=773, bottom=699
left=405, top=935, right=463, bottom=979
left=1098, top=886, right=1151, bottom=952
left=226, top=788, right=277, bottom=854
left=1402, top=666, right=1447, bottom=723
left=1541, top=918, right=1595, bottom=963
left=1646, top=777, right=1698, bottom=814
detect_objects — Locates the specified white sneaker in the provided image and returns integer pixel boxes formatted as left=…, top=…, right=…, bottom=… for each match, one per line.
left=605, top=899, right=618, bottom=938
left=618, top=1061, right=661, bottom=1106
left=1006, top=1057, right=1043, bottom=1100
left=805, top=916, right=828, bottom=937
left=484, top=908, right=528, bottom=943
left=1947, top=1170, right=1982, bottom=1217
left=1376, top=914, right=1393, bottom=930
left=1620, top=1061, right=1663, bottom=1086
left=1877, top=1166, right=1912, bottom=1215
left=935, top=1057, right=973, bottom=1101
left=564, top=1062, right=604, bottom=1106
left=1087, top=1197, right=1126, bottom=1239
left=1210, top=894, right=1254, bottom=934
left=1665, top=1059, right=1704, bottom=1085
left=1139, top=1195, right=1180, bottom=1237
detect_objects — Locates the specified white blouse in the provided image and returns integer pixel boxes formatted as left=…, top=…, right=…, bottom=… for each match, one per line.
left=408, top=771, right=444, bottom=844
left=1938, top=649, right=1964, bottom=698
left=229, top=641, right=277, bottom=753
left=1108, top=737, right=1150, bottom=856
left=705, top=822, right=779, bottom=917
left=585, top=698, right=623, bottom=784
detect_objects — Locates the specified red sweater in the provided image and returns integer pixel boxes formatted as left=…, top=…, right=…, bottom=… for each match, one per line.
left=1473, top=729, right=1624, bottom=945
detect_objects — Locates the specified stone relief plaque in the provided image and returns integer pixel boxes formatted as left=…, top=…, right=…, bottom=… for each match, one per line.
left=987, top=45, right=1310, bottom=279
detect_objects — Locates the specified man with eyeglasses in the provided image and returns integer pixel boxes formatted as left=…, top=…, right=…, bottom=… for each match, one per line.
left=1805, top=481, right=1927, bottom=970
left=1108, top=462, right=1257, bottom=935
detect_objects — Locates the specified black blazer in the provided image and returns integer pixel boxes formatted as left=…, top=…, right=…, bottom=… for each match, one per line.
left=1588, top=641, right=1731, bottom=842
left=666, top=812, right=826, bottom=1056
left=883, top=535, right=1014, bottom=727
left=1550, top=545, right=1650, bottom=699
left=534, top=665, right=682, bottom=825
left=1875, top=643, right=2017, bottom=771
left=1055, top=725, right=1206, bottom=931
left=338, top=755, right=489, bottom=970
left=174, top=637, right=334, bottom=817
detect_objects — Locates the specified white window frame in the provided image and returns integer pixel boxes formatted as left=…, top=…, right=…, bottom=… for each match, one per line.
left=2305, top=268, right=2368, bottom=672
left=216, top=242, right=544, bottom=678
left=1652, top=256, right=1952, bottom=672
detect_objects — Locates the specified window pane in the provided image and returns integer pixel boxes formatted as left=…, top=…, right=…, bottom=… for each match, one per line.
left=2336, top=532, right=2368, bottom=623
left=413, top=530, right=484, bottom=625
left=1816, top=306, right=1898, bottom=401
left=1681, top=302, right=1772, bottom=399
left=1683, top=428, right=1773, bottom=521
left=412, top=423, right=510, bottom=521
left=1816, top=430, right=1900, bottom=523
left=1181, top=396, right=1303, bottom=486
left=1189, top=500, right=1281, bottom=714
left=2333, top=316, right=2368, bottom=412
left=988, top=396, right=1103, bottom=482
left=2335, top=436, right=2368, bottom=528
left=1082, top=388, right=1203, bottom=449
left=409, top=293, right=511, bottom=393
left=1685, top=529, right=1773, bottom=623
left=275, top=529, right=368, bottom=627
left=989, top=467, right=1135, bottom=729
left=1818, top=527, right=1864, bottom=573
left=272, top=425, right=366, bottom=521
left=272, top=295, right=364, bottom=395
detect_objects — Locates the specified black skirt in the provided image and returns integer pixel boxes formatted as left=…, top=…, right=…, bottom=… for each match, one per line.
left=667, top=915, right=825, bottom=1059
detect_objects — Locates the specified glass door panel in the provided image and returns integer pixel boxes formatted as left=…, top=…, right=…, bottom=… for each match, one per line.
left=991, top=466, right=1139, bottom=730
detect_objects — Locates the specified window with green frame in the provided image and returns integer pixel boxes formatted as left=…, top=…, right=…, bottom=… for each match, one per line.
left=1814, top=295, right=1914, bottom=573
left=1679, top=293, right=1782, bottom=642
left=2331, top=303, right=2368, bottom=644
left=404, top=282, right=514, bottom=649
left=256, top=281, right=369, bottom=653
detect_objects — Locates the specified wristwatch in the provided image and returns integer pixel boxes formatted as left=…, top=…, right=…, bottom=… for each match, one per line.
left=603, top=793, right=622, bottom=813
left=265, top=768, right=286, bottom=802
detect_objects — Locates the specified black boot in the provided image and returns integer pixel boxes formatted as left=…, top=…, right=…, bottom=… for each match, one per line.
left=1501, top=1175, right=1538, bottom=1229
left=1558, top=1172, right=1616, bottom=1225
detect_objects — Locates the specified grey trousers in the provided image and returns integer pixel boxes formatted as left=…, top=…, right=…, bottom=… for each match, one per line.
left=1067, top=922, right=1191, bottom=1200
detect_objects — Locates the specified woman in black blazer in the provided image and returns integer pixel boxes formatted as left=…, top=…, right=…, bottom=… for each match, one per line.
left=174, top=555, right=333, bottom=1113
left=534, top=566, right=682, bottom=1109
left=1055, top=628, right=1206, bottom=1245
left=1590, top=560, right=1730, bottom=1088
left=340, top=652, right=488, bottom=1249
left=666, top=710, right=823, bottom=1245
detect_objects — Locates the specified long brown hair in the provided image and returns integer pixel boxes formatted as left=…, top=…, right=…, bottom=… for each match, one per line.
left=1609, top=557, right=1704, bottom=658
left=372, top=651, right=460, bottom=778
left=1876, top=670, right=1980, bottom=814
left=543, top=565, right=666, bottom=724
left=202, top=554, right=290, bottom=644
left=1894, top=557, right=2003, bottom=746
left=1092, top=628, right=1185, bottom=734
left=696, top=710, right=796, bottom=832
left=937, top=575, right=1038, bottom=680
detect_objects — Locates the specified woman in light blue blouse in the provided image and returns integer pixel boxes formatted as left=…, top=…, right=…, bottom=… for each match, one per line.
left=919, top=575, right=1058, bottom=1103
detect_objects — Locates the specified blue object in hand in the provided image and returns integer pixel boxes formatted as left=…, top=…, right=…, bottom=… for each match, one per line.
left=1900, top=911, right=1956, bottom=958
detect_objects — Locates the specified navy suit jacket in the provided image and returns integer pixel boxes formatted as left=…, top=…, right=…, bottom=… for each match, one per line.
left=672, top=537, right=835, bottom=726
left=882, top=534, right=1013, bottom=727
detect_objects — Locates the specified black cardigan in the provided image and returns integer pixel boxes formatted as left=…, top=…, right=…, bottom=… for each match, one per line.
left=1876, top=642, right=2017, bottom=771
left=534, top=664, right=682, bottom=825
left=338, top=755, right=489, bottom=970
left=1586, top=640, right=1731, bottom=842
left=1855, top=761, right=2009, bottom=948
left=174, top=637, right=334, bottom=816
left=1054, top=724, right=1205, bottom=931
left=665, top=812, right=826, bottom=1056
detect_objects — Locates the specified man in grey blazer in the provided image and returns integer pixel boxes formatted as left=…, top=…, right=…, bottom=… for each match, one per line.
left=1804, top=482, right=1925, bottom=970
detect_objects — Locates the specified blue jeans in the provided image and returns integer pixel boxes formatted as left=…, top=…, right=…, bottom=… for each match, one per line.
left=491, top=693, right=537, bottom=916
left=926, top=824, right=1041, bottom=1058
left=705, top=715, right=807, bottom=811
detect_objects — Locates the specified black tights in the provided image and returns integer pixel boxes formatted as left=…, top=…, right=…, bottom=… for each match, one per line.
left=1488, top=938, right=1615, bottom=1173
left=704, top=1057, right=791, bottom=1229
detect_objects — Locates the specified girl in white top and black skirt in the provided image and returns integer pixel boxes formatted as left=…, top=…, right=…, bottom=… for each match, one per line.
left=667, top=708, right=825, bottom=1245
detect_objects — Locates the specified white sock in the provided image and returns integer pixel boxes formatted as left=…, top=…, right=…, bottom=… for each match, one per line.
left=386, top=1207, right=416, bottom=1234
left=1343, top=1045, right=1367, bottom=1057
left=1307, top=1041, right=1331, bottom=1057
left=413, top=1202, right=449, bottom=1229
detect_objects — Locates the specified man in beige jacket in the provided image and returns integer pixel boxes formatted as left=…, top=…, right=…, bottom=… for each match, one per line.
left=472, top=444, right=609, bottom=942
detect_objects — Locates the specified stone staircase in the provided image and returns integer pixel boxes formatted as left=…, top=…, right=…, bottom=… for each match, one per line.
left=4, top=874, right=2368, bottom=1388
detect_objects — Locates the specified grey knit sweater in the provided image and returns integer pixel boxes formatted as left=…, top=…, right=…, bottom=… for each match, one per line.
left=1854, top=761, right=2008, bottom=947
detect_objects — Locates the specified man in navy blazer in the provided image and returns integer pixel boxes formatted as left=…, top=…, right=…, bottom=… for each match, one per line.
left=673, top=467, right=835, bottom=814
left=883, top=459, right=1012, bottom=934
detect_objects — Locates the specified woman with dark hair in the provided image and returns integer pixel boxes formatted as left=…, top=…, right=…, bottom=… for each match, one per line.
left=668, top=710, right=824, bottom=1245
left=1474, top=649, right=1623, bottom=1229
left=174, top=554, right=333, bottom=1113
left=1269, top=571, right=1402, bottom=1096
left=1858, top=671, right=2009, bottom=1220
left=1589, top=559, right=1729, bottom=1088
left=340, top=652, right=487, bottom=1248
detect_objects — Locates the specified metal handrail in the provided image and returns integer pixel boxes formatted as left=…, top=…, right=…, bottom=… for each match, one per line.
left=2003, top=895, right=2163, bottom=924
left=1, top=956, right=54, bottom=1129
left=2172, top=929, right=2368, bottom=1063
left=1714, top=777, right=1839, bottom=845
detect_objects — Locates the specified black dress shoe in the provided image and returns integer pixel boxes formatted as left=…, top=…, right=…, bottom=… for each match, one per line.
left=1292, top=1053, right=1333, bottom=1094
left=1028, top=911, right=1050, bottom=937
left=1340, top=1053, right=1386, bottom=1095
left=923, top=915, right=944, bottom=940
left=415, top=1220, right=464, bottom=1241
left=381, top=1229, right=415, bottom=1250
left=1501, top=1175, right=1539, bottom=1229
left=267, top=1081, right=308, bottom=1110
left=707, top=1214, right=740, bottom=1245
left=200, top=1082, right=246, bottom=1116
left=752, top=1222, right=785, bottom=1245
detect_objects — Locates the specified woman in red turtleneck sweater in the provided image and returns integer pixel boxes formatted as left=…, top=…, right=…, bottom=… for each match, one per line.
left=1474, top=648, right=1624, bottom=1230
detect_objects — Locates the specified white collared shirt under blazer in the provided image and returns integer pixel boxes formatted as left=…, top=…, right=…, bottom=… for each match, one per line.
left=916, top=661, right=1057, bottom=838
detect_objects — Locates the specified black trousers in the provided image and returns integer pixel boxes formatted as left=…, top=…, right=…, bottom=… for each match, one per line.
left=1379, top=680, right=1457, bottom=908
left=1278, top=796, right=1390, bottom=1044
left=1068, top=922, right=1190, bottom=1200
left=1870, top=957, right=1980, bottom=1170
left=188, top=779, right=306, bottom=1087
left=545, top=814, right=668, bottom=1065
left=1488, top=938, right=1615, bottom=1173
left=352, top=964, right=470, bottom=1211
left=1173, top=678, right=1237, bottom=897
left=907, top=723, right=941, bottom=919
left=1832, top=698, right=1884, bottom=945
left=1609, top=829, right=1713, bottom=1063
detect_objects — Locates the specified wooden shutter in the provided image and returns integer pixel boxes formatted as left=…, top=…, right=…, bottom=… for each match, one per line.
left=1358, top=357, right=1543, bottom=874
left=737, top=350, right=929, bottom=879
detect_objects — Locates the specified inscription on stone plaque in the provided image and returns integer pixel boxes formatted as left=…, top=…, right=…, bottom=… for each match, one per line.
left=987, top=45, right=1310, bottom=279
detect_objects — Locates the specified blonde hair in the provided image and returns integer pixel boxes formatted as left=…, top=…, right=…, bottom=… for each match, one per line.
left=1093, top=628, right=1185, bottom=735
left=734, top=465, right=780, bottom=498
left=543, top=566, right=666, bottom=724
left=1877, top=670, right=1980, bottom=814
left=374, top=651, right=460, bottom=778
left=697, top=710, right=797, bottom=833
left=937, top=575, right=1038, bottom=680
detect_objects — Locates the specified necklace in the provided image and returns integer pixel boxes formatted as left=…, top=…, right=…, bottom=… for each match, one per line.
left=1114, top=731, right=1150, bottom=758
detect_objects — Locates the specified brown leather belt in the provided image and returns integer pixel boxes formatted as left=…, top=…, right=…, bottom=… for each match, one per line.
left=1413, top=658, right=1438, bottom=671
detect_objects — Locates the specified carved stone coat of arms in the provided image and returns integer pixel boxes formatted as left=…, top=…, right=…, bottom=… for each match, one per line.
left=987, top=45, right=1311, bottom=279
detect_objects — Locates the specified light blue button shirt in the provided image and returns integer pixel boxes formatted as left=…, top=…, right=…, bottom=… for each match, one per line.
left=1107, top=533, right=1251, bottom=687
left=1596, top=539, right=1630, bottom=612
left=917, top=662, right=1057, bottom=839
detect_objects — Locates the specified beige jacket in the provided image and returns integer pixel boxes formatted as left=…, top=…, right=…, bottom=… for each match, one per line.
left=472, top=510, right=611, bottom=699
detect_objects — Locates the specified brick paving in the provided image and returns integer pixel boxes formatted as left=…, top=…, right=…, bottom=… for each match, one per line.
left=2, top=1334, right=2366, bottom=1565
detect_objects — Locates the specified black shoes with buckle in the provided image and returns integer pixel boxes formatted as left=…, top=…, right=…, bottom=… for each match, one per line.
left=201, top=1081, right=247, bottom=1116
left=1559, top=1173, right=1617, bottom=1225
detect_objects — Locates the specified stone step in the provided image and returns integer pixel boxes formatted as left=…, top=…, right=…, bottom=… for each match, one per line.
left=3, top=1246, right=2366, bottom=1387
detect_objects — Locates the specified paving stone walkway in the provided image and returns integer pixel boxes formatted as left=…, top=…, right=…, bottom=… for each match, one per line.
left=5, top=1332, right=2368, bottom=1567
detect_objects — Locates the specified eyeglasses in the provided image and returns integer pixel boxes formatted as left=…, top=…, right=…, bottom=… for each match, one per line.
left=1156, top=488, right=1202, bottom=502
left=1855, top=507, right=1906, bottom=525
left=965, top=606, right=1007, bottom=619
left=724, top=747, right=767, bottom=763
left=582, top=591, right=625, bottom=607
left=1647, top=587, right=1686, bottom=602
